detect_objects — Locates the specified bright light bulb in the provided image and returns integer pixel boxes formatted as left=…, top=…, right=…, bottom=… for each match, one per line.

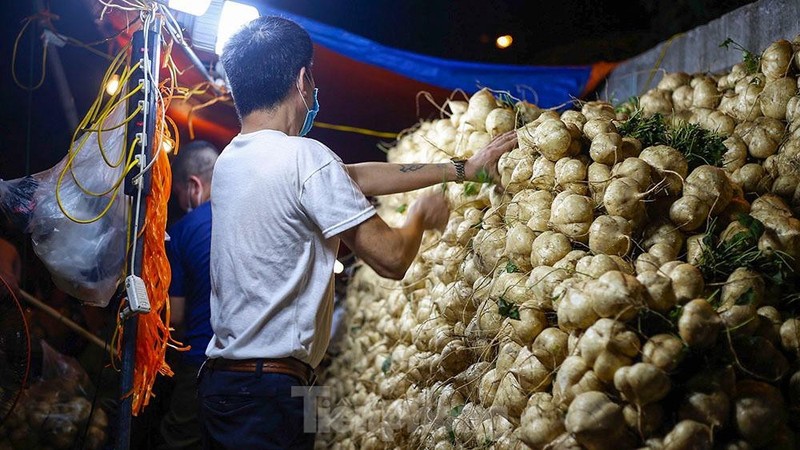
left=168, top=0, right=212, bottom=16
left=161, top=139, right=174, bottom=154
left=215, top=1, right=260, bottom=55
left=334, top=260, right=344, bottom=274
left=105, top=74, right=121, bottom=96
left=495, top=35, right=513, bottom=49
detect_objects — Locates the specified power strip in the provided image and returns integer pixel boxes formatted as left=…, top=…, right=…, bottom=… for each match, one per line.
left=125, top=275, right=151, bottom=314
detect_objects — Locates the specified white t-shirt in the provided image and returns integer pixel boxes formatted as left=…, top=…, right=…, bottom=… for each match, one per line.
left=205, top=129, right=375, bottom=368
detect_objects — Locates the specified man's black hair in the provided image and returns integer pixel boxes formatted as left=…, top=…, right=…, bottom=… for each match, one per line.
left=171, top=140, right=220, bottom=184
left=220, top=15, right=314, bottom=120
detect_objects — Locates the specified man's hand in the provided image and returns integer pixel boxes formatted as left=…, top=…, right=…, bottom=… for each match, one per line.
left=465, top=129, right=518, bottom=183
left=407, top=192, right=450, bottom=231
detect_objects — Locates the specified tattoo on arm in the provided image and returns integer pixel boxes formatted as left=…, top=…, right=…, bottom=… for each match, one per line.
left=399, top=164, right=426, bottom=173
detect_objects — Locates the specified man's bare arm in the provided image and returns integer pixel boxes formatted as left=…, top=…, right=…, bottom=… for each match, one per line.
left=346, top=162, right=453, bottom=197
left=346, top=130, right=517, bottom=197
left=338, top=193, right=449, bottom=280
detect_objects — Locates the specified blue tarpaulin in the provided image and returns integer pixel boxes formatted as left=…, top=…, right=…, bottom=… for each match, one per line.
left=262, top=6, right=615, bottom=108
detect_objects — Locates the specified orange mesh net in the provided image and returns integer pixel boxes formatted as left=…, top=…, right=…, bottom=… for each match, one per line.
left=131, top=140, right=173, bottom=415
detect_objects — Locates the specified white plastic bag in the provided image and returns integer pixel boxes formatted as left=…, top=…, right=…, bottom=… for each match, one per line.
left=0, top=104, right=128, bottom=306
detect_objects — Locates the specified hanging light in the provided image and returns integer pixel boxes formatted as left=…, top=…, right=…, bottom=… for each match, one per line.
left=161, top=139, right=175, bottom=154
left=496, top=34, right=513, bottom=49
left=167, top=0, right=212, bottom=16
left=215, top=1, right=260, bottom=55
left=105, top=74, right=121, bottom=96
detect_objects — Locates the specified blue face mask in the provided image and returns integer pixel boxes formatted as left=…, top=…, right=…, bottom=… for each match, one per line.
left=298, top=87, right=319, bottom=137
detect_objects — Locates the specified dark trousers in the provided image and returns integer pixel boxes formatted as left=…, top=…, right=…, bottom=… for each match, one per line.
left=197, top=365, right=316, bottom=450
left=156, top=358, right=203, bottom=450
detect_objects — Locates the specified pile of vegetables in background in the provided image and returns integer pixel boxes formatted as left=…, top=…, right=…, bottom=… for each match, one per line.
left=0, top=342, right=107, bottom=450
left=317, top=35, right=800, bottom=450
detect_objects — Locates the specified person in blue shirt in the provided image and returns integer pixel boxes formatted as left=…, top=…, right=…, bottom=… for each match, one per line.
left=158, top=139, right=219, bottom=450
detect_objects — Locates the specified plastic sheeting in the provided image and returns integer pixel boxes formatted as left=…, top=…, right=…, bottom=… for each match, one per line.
left=262, top=6, right=615, bottom=108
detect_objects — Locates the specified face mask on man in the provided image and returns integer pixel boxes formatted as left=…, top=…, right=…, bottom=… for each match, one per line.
left=297, top=84, right=319, bottom=137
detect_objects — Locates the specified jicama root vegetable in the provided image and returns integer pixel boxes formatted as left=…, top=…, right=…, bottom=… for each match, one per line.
left=518, top=117, right=574, bottom=161
left=531, top=327, right=569, bottom=370
left=549, top=192, right=594, bottom=243
left=639, top=145, right=689, bottom=196
left=583, top=118, right=617, bottom=140
left=587, top=161, right=612, bottom=205
left=554, top=156, right=589, bottom=195
left=640, top=88, right=674, bottom=117
left=637, top=270, right=678, bottom=313
left=760, top=39, right=795, bottom=80
left=733, top=380, right=787, bottom=448
left=584, top=270, right=645, bottom=321
left=589, top=131, right=638, bottom=165
left=603, top=176, right=648, bottom=225
left=565, top=391, right=634, bottom=450
left=320, top=38, right=800, bottom=450
left=759, top=76, right=797, bottom=119
left=462, top=87, right=497, bottom=131
left=679, top=388, right=730, bottom=429
left=662, top=420, right=712, bottom=450
left=736, top=116, right=785, bottom=159
left=678, top=299, right=722, bottom=349
left=485, top=107, right=517, bottom=138
left=530, top=231, right=572, bottom=267
left=518, top=393, right=566, bottom=449
left=613, top=363, right=671, bottom=405
left=642, top=333, right=685, bottom=372
left=589, top=214, right=632, bottom=256
left=578, top=318, right=640, bottom=383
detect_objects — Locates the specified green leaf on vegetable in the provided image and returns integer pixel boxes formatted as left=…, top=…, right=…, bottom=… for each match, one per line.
left=396, top=204, right=407, bottom=214
left=668, top=306, right=683, bottom=324
left=707, top=289, right=722, bottom=309
left=381, top=356, right=392, bottom=374
left=505, top=261, right=519, bottom=273
left=667, top=122, right=726, bottom=170
left=476, top=167, right=492, bottom=184
left=495, top=92, right=517, bottom=109
left=449, top=405, right=464, bottom=417
left=614, top=95, right=640, bottom=117
left=498, top=297, right=520, bottom=320
left=720, top=38, right=760, bottom=74
left=698, top=215, right=797, bottom=290
left=737, top=213, right=765, bottom=240
left=735, top=287, right=756, bottom=306
left=617, top=108, right=669, bottom=147
left=463, top=182, right=480, bottom=196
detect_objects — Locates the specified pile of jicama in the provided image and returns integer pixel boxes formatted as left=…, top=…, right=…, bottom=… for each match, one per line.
left=317, top=35, right=800, bottom=450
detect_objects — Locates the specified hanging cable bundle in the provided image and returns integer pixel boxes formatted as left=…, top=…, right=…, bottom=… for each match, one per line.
left=130, top=127, right=173, bottom=414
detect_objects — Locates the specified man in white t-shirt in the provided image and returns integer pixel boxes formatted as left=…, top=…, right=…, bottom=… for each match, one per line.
left=197, top=15, right=518, bottom=450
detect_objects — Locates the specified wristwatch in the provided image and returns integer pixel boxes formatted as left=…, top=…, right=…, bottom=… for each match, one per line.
left=451, top=158, right=467, bottom=184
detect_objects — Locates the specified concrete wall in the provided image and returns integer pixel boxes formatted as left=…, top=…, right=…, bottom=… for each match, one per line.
left=598, top=0, right=800, bottom=104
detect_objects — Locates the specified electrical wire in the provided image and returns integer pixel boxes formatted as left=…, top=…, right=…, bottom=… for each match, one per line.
left=53, top=42, right=143, bottom=224
left=313, top=121, right=399, bottom=139
left=11, top=17, right=48, bottom=91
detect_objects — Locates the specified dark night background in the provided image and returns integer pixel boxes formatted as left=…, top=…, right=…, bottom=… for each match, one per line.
left=0, top=0, right=757, bottom=181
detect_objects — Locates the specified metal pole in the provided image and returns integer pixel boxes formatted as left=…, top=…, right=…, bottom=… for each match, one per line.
left=32, top=0, right=79, bottom=130
left=116, top=13, right=162, bottom=450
